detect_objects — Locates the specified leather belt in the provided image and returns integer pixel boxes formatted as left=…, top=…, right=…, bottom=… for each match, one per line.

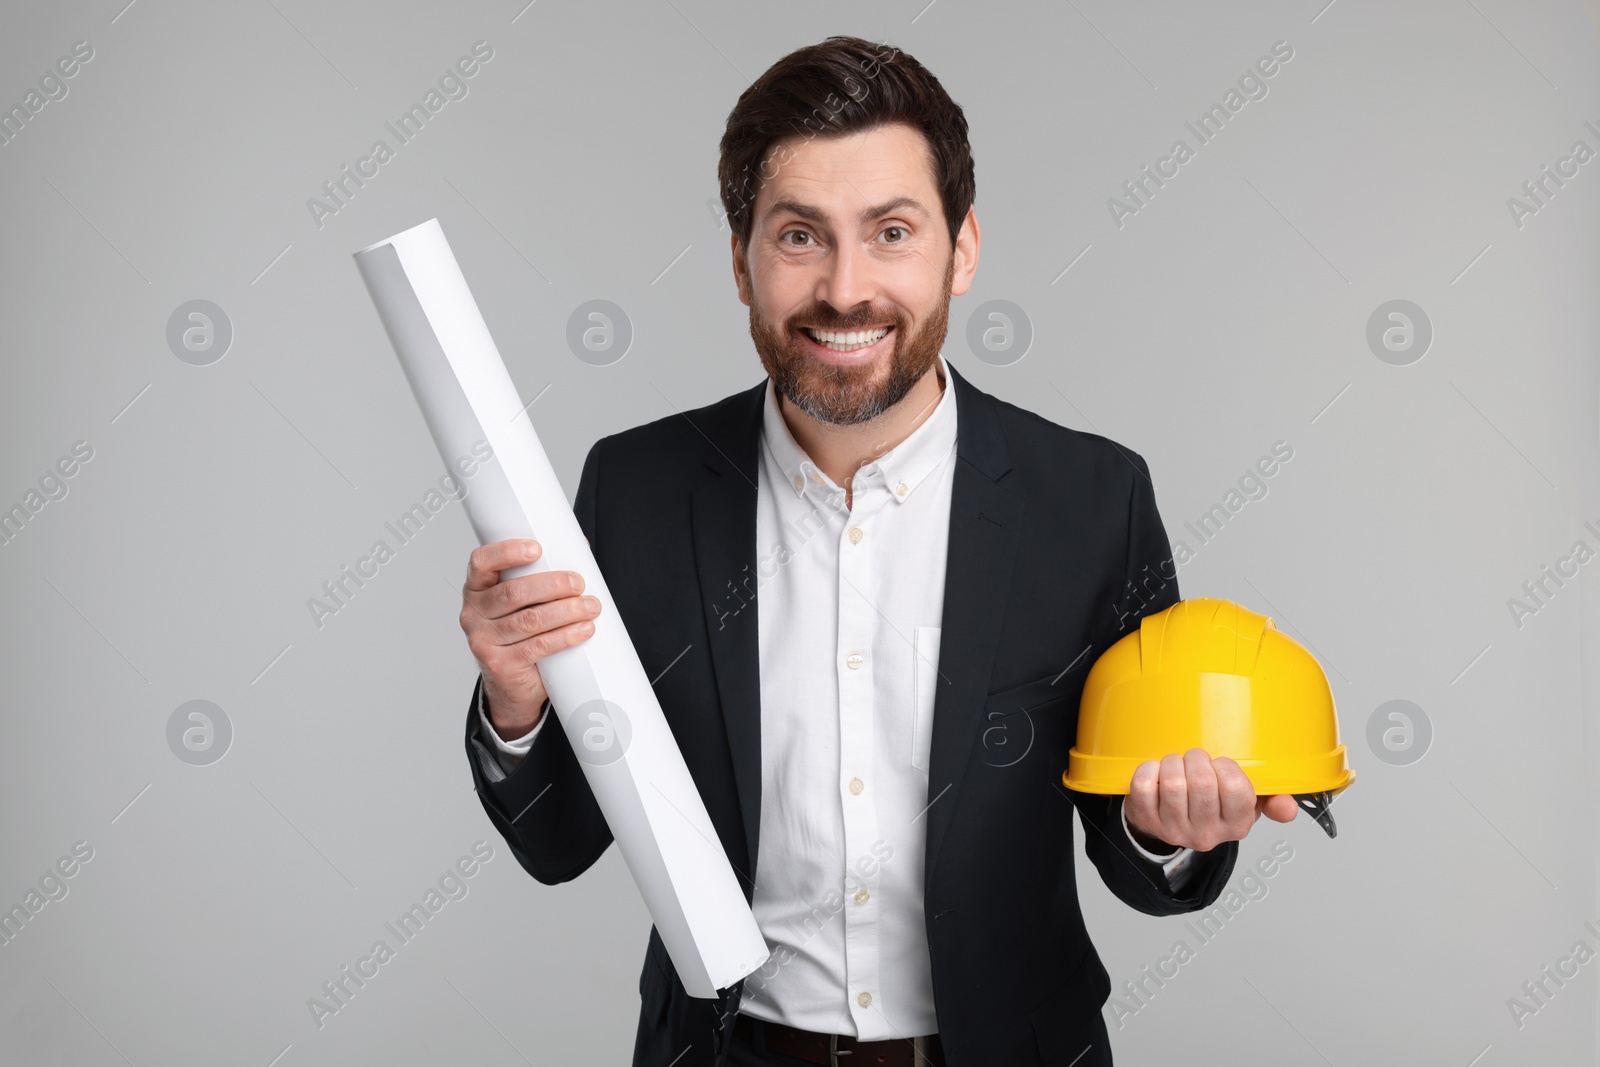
left=731, top=1013, right=944, bottom=1067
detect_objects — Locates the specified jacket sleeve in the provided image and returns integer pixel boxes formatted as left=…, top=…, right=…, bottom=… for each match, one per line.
left=462, top=435, right=616, bottom=886
left=1069, top=448, right=1239, bottom=916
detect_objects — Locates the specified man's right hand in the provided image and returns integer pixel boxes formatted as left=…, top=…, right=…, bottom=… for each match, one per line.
left=460, top=538, right=601, bottom=742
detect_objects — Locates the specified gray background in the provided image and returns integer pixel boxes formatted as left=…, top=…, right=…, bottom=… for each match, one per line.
left=2, top=0, right=1598, bottom=1063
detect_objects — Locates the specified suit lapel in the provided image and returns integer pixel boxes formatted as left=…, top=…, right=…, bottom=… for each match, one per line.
left=691, top=379, right=767, bottom=895
left=688, top=360, right=1022, bottom=902
left=921, top=360, right=1024, bottom=888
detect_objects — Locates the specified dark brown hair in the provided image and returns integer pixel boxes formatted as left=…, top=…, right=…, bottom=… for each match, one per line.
left=717, top=36, right=975, bottom=253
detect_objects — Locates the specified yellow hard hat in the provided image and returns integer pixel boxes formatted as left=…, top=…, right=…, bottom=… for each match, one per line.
left=1063, top=597, right=1354, bottom=837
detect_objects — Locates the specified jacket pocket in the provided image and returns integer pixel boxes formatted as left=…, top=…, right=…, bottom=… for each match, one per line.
left=979, top=671, right=1074, bottom=770
left=983, top=670, right=1072, bottom=716
left=911, top=626, right=941, bottom=773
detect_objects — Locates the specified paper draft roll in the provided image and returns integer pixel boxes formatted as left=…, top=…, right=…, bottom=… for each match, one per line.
left=353, top=218, right=768, bottom=997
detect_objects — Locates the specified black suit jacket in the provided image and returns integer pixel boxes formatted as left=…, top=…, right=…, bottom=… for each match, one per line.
left=464, top=357, right=1239, bottom=1066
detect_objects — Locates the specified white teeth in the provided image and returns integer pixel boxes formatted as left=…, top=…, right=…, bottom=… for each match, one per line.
left=804, top=326, right=890, bottom=352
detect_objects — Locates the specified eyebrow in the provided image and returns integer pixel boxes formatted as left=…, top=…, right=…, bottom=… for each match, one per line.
left=763, top=194, right=931, bottom=229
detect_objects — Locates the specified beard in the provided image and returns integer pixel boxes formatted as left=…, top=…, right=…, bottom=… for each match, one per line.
left=749, top=254, right=954, bottom=427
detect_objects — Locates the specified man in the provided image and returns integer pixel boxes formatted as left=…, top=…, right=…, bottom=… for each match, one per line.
left=459, top=35, right=1299, bottom=1067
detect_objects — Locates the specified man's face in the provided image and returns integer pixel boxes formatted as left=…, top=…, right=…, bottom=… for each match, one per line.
left=734, top=122, right=972, bottom=426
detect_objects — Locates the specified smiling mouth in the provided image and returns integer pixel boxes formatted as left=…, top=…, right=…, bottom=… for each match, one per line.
left=800, top=325, right=894, bottom=353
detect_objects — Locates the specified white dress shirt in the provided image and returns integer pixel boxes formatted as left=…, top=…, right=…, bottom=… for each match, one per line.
left=469, top=353, right=1196, bottom=1038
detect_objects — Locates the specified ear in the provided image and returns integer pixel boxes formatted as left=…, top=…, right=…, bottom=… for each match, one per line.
left=949, top=205, right=981, bottom=297
left=731, top=231, right=752, bottom=307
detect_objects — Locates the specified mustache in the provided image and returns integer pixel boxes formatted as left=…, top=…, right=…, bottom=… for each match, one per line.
left=790, top=312, right=899, bottom=331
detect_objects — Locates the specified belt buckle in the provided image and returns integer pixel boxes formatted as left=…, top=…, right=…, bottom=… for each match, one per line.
left=828, top=1032, right=853, bottom=1066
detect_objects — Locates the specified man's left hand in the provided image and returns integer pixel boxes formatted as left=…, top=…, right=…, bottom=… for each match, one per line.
left=1124, top=748, right=1299, bottom=853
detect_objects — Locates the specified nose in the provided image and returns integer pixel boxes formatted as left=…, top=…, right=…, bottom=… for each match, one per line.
left=815, top=237, right=878, bottom=322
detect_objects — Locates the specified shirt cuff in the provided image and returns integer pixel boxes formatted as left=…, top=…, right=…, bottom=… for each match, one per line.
left=475, top=686, right=553, bottom=780
left=477, top=685, right=550, bottom=756
left=1120, top=796, right=1197, bottom=887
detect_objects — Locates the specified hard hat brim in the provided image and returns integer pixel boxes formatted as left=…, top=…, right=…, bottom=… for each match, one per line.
left=1062, top=750, right=1355, bottom=798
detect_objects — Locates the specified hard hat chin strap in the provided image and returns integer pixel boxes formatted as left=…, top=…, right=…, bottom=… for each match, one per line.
left=1294, top=791, right=1338, bottom=838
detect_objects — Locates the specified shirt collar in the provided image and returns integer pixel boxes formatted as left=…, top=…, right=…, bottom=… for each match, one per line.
left=761, top=351, right=957, bottom=505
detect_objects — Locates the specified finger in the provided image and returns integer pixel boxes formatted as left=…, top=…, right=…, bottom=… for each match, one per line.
left=1125, top=760, right=1162, bottom=830
left=1257, top=794, right=1300, bottom=823
left=469, top=587, right=599, bottom=649
left=482, top=616, right=598, bottom=675
left=474, top=569, right=587, bottom=623
left=465, top=539, right=541, bottom=592
left=1157, top=753, right=1190, bottom=842
left=1213, top=756, right=1258, bottom=829
left=506, top=590, right=601, bottom=641
left=1183, top=749, right=1220, bottom=829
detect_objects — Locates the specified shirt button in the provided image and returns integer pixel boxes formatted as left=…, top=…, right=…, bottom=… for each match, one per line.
left=896, top=482, right=908, bottom=496
left=849, top=777, right=864, bottom=795
left=854, top=888, right=869, bottom=904
left=858, top=992, right=872, bottom=1008
left=845, top=653, right=864, bottom=670
left=793, top=475, right=804, bottom=491
left=848, top=527, right=863, bottom=544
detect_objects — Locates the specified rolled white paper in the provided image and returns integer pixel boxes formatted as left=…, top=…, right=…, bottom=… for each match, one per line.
left=354, top=218, right=768, bottom=997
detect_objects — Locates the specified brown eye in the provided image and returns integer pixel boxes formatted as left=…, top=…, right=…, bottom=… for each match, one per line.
left=881, top=226, right=907, bottom=243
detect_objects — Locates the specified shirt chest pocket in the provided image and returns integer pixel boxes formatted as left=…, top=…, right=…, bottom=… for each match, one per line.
left=910, top=625, right=941, bottom=774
